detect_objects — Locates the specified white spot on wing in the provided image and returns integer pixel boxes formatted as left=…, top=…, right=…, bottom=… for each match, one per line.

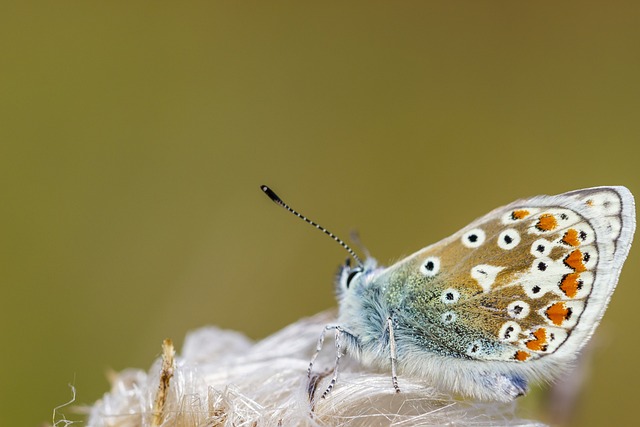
left=531, top=239, right=552, bottom=257
left=498, top=229, right=521, bottom=250
left=499, top=321, right=521, bottom=342
left=466, top=340, right=483, bottom=357
left=470, top=264, right=504, bottom=292
left=441, top=310, right=457, bottom=324
left=507, top=301, right=530, bottom=319
left=440, top=288, right=460, bottom=304
left=419, top=256, right=440, bottom=277
left=461, top=228, right=486, bottom=248
left=529, top=256, right=569, bottom=276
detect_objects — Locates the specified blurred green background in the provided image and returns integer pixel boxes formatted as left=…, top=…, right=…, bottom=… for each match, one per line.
left=1, top=1, right=638, bottom=426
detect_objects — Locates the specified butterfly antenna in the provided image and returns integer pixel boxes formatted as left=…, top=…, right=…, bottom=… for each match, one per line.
left=261, top=185, right=364, bottom=267
left=349, top=229, right=371, bottom=259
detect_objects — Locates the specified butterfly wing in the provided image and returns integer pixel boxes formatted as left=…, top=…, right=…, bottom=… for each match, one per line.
left=379, top=186, right=634, bottom=397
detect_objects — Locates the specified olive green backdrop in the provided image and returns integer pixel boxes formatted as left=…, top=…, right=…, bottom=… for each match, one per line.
left=2, top=2, right=639, bottom=426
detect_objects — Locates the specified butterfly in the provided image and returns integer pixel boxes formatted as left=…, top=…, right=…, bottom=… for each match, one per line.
left=261, top=185, right=635, bottom=401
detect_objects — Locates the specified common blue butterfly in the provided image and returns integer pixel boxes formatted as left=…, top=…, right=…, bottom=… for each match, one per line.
left=262, top=186, right=635, bottom=401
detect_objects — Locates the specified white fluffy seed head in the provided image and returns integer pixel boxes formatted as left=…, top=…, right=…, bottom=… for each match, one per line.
left=85, top=311, right=542, bottom=427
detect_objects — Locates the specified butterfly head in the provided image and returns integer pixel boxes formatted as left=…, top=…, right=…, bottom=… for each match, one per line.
left=335, top=257, right=381, bottom=299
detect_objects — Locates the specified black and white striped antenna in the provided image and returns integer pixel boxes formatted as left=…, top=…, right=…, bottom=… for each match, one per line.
left=261, top=185, right=363, bottom=267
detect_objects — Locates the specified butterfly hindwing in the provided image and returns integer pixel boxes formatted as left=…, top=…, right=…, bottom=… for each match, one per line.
left=390, top=186, right=634, bottom=367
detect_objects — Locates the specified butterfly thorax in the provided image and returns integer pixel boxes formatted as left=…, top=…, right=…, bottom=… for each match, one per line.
left=335, top=258, right=393, bottom=364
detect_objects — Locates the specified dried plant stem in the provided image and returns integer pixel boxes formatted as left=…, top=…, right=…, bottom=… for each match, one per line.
left=151, top=339, right=175, bottom=427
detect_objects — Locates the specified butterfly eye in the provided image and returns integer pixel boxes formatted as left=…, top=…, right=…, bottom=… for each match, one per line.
left=345, top=268, right=362, bottom=289
left=420, top=257, right=440, bottom=277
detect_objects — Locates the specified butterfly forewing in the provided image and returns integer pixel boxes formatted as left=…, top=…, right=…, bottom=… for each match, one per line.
left=387, top=187, right=634, bottom=364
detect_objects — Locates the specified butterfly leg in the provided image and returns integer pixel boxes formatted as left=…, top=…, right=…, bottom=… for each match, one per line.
left=387, top=317, right=401, bottom=393
left=321, top=326, right=345, bottom=399
left=308, top=324, right=337, bottom=378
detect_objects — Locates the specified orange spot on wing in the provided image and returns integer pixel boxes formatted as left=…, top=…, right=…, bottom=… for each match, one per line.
left=561, top=229, right=581, bottom=246
left=514, top=350, right=530, bottom=361
left=511, top=209, right=530, bottom=220
left=525, top=328, right=548, bottom=351
left=545, top=302, right=572, bottom=326
left=559, top=273, right=582, bottom=298
left=564, top=249, right=587, bottom=272
left=586, top=199, right=594, bottom=206
left=536, top=214, right=557, bottom=231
